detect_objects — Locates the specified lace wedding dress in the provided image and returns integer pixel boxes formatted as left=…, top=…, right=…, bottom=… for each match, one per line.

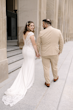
left=2, top=32, right=35, bottom=106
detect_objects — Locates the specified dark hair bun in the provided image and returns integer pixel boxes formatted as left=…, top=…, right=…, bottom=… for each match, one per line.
left=42, top=19, right=52, bottom=25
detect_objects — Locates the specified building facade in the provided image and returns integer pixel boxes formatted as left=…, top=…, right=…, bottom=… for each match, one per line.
left=0, top=0, right=73, bottom=82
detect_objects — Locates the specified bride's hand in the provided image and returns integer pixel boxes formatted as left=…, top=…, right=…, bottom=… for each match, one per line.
left=36, top=52, right=40, bottom=58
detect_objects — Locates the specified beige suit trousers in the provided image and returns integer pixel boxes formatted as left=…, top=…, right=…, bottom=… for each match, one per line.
left=42, top=55, right=58, bottom=84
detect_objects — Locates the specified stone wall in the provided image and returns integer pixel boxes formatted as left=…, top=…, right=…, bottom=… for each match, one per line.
left=17, top=0, right=47, bottom=48
left=58, top=0, right=69, bottom=42
left=47, top=0, right=73, bottom=42
left=68, top=0, right=73, bottom=40
left=17, top=0, right=40, bottom=48
left=39, top=0, right=47, bottom=32
left=46, top=0, right=59, bottom=28
left=0, top=0, right=8, bottom=83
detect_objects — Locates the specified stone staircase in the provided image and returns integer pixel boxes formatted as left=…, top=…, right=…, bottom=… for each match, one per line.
left=7, top=40, right=37, bottom=74
left=7, top=40, right=23, bottom=74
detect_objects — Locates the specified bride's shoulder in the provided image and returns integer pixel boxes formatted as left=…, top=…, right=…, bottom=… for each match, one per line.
left=29, top=32, right=34, bottom=36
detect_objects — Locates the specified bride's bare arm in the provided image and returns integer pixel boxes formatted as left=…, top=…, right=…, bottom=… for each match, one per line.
left=30, top=35, right=39, bottom=56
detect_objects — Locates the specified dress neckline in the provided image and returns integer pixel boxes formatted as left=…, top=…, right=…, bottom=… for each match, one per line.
left=23, top=32, right=30, bottom=40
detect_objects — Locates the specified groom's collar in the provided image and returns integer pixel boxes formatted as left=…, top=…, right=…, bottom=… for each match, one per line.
left=46, top=26, right=52, bottom=30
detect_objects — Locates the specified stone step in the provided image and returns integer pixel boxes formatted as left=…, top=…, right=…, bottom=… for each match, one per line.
left=7, top=45, right=37, bottom=74
left=7, top=49, right=22, bottom=58
left=7, top=44, right=24, bottom=73
left=8, top=57, right=37, bottom=74
left=8, top=59, right=23, bottom=73
left=7, top=46, right=20, bottom=52
left=7, top=40, right=18, bottom=46
left=8, top=54, right=23, bottom=64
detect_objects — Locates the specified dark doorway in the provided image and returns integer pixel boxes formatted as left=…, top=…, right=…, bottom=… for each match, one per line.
left=6, top=0, right=17, bottom=40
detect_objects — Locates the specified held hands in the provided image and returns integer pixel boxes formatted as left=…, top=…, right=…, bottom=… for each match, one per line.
left=36, top=52, right=40, bottom=58
left=58, top=52, right=60, bottom=55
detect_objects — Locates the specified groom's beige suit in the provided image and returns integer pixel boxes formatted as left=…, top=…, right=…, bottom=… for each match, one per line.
left=37, top=26, right=64, bottom=84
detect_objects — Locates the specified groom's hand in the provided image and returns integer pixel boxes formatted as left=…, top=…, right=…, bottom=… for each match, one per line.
left=36, top=53, right=40, bottom=58
left=58, top=52, right=60, bottom=55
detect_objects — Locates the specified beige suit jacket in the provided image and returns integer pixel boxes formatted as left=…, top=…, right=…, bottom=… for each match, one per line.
left=37, top=26, right=64, bottom=56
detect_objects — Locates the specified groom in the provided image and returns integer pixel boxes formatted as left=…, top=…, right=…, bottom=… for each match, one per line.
left=37, top=19, right=64, bottom=87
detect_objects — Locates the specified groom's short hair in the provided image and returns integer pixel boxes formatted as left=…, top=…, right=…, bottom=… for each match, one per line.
left=42, top=19, right=52, bottom=25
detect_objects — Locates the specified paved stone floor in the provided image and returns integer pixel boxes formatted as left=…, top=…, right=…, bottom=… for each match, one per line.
left=0, top=41, right=73, bottom=110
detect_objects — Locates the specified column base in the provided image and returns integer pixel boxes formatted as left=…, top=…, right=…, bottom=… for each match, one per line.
left=0, top=59, right=8, bottom=83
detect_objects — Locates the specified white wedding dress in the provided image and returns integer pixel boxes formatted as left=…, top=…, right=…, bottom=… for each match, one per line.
left=2, top=32, right=35, bottom=106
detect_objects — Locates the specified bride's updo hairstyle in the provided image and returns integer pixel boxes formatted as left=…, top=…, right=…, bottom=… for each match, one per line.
left=23, top=21, right=34, bottom=35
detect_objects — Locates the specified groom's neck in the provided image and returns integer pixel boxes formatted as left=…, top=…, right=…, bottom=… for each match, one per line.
left=45, top=25, right=50, bottom=29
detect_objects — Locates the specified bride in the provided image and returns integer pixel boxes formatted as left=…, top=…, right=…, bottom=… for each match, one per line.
left=2, top=21, right=40, bottom=106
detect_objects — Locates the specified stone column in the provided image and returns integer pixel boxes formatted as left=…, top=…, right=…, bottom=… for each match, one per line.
left=67, top=0, right=70, bottom=41
left=63, top=0, right=69, bottom=42
left=68, top=0, right=73, bottom=40
left=39, top=0, right=47, bottom=32
left=13, top=0, right=17, bottom=11
left=17, top=0, right=40, bottom=48
left=0, top=0, right=8, bottom=82
left=58, top=0, right=66, bottom=42
left=46, top=0, right=59, bottom=28
left=58, top=0, right=64, bottom=33
left=15, top=0, right=17, bottom=10
left=65, top=0, right=69, bottom=42
left=58, top=0, right=70, bottom=43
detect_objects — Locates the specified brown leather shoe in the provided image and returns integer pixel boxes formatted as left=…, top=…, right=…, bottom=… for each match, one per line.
left=53, top=76, right=59, bottom=82
left=45, top=82, right=50, bottom=87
